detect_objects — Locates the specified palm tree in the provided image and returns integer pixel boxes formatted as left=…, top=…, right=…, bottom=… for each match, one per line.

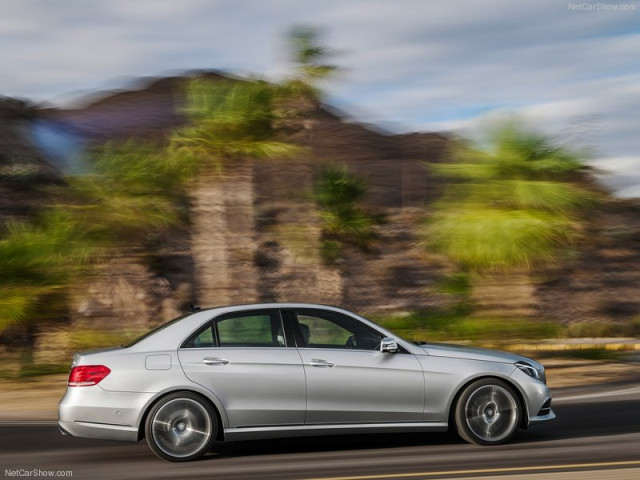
left=0, top=139, right=191, bottom=364
left=0, top=209, right=93, bottom=368
left=425, top=123, right=598, bottom=316
left=0, top=211, right=92, bottom=330
left=169, top=79, right=302, bottom=304
left=67, top=141, right=187, bottom=243
left=285, top=25, right=337, bottom=107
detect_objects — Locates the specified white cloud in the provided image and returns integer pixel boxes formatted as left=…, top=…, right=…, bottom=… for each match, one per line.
left=1, top=0, right=639, bottom=196
left=616, top=184, right=640, bottom=198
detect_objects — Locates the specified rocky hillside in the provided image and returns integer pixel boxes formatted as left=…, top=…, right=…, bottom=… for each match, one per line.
left=1, top=73, right=639, bottom=353
left=537, top=200, right=640, bottom=327
left=37, top=73, right=457, bottom=326
left=0, top=98, right=61, bottom=224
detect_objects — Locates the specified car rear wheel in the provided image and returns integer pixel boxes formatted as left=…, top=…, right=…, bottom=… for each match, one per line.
left=454, top=378, right=521, bottom=445
left=145, top=392, right=217, bottom=462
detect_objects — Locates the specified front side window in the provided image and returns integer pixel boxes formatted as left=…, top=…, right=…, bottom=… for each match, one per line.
left=182, top=310, right=285, bottom=348
left=293, top=309, right=383, bottom=350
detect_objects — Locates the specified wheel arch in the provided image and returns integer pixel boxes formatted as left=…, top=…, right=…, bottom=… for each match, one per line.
left=447, top=375, right=529, bottom=430
left=137, top=388, right=226, bottom=442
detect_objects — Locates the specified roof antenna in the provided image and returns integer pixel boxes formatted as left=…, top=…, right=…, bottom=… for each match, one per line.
left=189, top=304, right=202, bottom=312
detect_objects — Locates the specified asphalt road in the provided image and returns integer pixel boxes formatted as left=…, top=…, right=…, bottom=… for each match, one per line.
left=1, top=383, right=639, bottom=480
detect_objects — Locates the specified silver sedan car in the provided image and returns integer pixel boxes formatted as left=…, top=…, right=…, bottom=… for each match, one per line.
left=58, top=303, right=555, bottom=461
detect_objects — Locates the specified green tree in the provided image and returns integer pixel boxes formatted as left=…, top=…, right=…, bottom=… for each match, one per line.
left=0, top=211, right=91, bottom=336
left=169, top=78, right=302, bottom=303
left=0, top=141, right=188, bottom=339
left=314, top=166, right=383, bottom=264
left=170, top=79, right=298, bottom=168
left=67, top=141, right=188, bottom=242
left=427, top=124, right=596, bottom=271
left=285, top=25, right=337, bottom=105
left=425, top=123, right=598, bottom=315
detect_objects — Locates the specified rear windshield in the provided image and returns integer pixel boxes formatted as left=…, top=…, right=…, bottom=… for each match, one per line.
left=123, top=313, right=192, bottom=348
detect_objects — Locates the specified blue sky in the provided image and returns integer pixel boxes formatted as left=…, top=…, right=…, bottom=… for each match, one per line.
left=2, top=0, right=639, bottom=196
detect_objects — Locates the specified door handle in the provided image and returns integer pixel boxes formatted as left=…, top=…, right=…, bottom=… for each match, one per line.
left=203, top=357, right=230, bottom=366
left=310, top=359, right=335, bottom=368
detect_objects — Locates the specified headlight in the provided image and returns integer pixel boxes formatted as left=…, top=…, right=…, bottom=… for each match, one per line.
left=515, top=361, right=544, bottom=383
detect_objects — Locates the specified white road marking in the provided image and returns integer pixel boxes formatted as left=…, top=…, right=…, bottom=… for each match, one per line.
left=302, top=461, right=640, bottom=480
left=554, top=385, right=640, bottom=403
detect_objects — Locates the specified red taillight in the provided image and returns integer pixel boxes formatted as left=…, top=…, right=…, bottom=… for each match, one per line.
left=68, top=365, right=111, bottom=387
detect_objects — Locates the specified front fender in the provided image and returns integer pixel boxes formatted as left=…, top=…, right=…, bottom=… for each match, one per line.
left=418, top=355, right=517, bottom=422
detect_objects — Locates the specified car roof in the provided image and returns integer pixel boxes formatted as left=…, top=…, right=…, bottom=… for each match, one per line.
left=196, top=302, right=345, bottom=313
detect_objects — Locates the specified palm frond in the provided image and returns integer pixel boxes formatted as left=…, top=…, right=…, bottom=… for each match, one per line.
left=430, top=162, right=496, bottom=181
left=171, top=79, right=305, bottom=171
left=458, top=180, right=598, bottom=212
left=426, top=207, right=574, bottom=271
left=426, top=123, right=593, bottom=272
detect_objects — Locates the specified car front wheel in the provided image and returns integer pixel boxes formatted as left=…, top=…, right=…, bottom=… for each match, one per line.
left=454, top=378, right=521, bottom=445
left=145, top=392, right=217, bottom=461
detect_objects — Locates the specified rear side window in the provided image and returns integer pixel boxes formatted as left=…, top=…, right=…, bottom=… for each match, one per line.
left=188, top=325, right=215, bottom=348
left=182, top=310, right=285, bottom=348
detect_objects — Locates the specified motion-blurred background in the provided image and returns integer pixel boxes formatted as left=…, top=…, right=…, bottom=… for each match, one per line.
left=1, top=1, right=639, bottom=377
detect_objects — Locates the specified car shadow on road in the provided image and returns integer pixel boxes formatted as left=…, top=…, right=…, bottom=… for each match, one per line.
left=209, top=430, right=465, bottom=459
left=203, top=398, right=640, bottom=460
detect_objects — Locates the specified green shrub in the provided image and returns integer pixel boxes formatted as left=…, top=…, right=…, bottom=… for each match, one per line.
left=373, top=309, right=560, bottom=343
left=564, top=321, right=639, bottom=338
left=313, top=166, right=383, bottom=263
left=436, top=272, right=472, bottom=296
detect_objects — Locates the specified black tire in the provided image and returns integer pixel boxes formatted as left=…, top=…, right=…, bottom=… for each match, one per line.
left=145, top=392, right=217, bottom=462
left=454, top=378, right=521, bottom=445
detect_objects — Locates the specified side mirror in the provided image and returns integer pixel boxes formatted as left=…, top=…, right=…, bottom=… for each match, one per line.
left=380, top=337, right=398, bottom=353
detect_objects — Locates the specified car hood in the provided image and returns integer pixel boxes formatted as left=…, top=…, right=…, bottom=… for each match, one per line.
left=419, top=342, right=531, bottom=365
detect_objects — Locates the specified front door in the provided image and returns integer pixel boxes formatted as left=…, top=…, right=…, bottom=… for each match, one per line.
left=287, top=308, right=424, bottom=424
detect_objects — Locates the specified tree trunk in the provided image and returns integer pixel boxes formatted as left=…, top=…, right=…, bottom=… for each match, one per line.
left=191, top=160, right=259, bottom=305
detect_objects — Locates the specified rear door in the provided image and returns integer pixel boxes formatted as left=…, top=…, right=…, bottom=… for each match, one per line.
left=178, top=309, right=305, bottom=428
